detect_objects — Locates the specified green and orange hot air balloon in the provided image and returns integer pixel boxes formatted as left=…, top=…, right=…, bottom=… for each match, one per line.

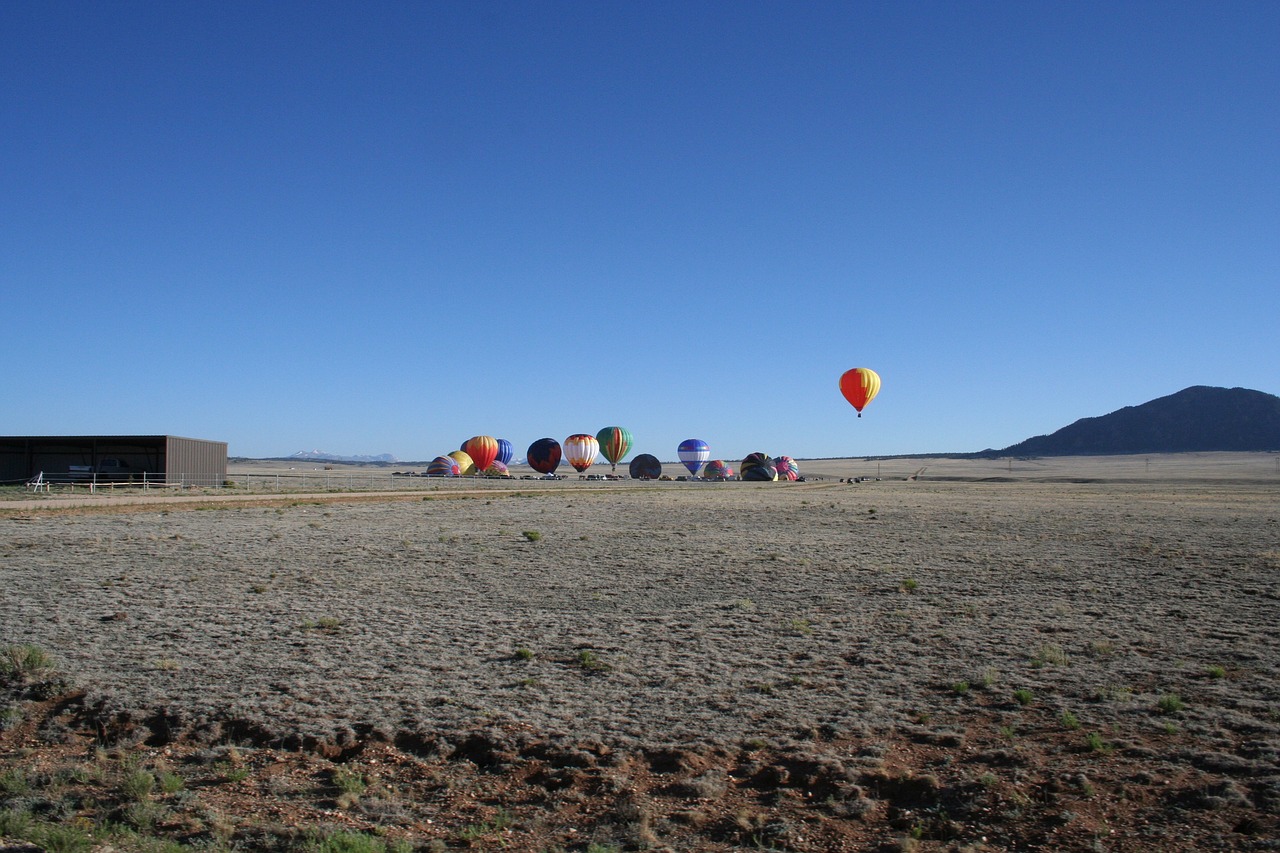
left=596, top=426, right=633, bottom=473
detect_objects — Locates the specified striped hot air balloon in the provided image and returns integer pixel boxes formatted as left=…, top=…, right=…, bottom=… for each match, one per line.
left=484, top=460, right=510, bottom=478
left=427, top=456, right=459, bottom=477
left=775, top=455, right=799, bottom=481
left=678, top=439, right=710, bottom=477
left=740, top=453, right=777, bottom=482
left=596, top=426, right=633, bottom=472
left=564, top=434, right=599, bottom=473
left=495, top=439, right=514, bottom=466
left=703, top=459, right=731, bottom=480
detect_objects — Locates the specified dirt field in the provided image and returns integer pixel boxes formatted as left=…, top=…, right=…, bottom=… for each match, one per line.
left=2, top=454, right=1278, bottom=851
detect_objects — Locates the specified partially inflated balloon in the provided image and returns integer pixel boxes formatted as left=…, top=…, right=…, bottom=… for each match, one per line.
left=628, top=453, right=662, bottom=480
left=703, top=460, right=731, bottom=480
left=495, top=439, right=514, bottom=466
left=596, top=426, right=633, bottom=472
left=526, top=438, right=561, bottom=475
left=839, top=368, right=881, bottom=417
left=775, top=455, right=799, bottom=481
left=462, top=436, right=499, bottom=472
left=564, top=434, right=599, bottom=473
left=485, top=461, right=509, bottom=477
left=678, top=439, right=710, bottom=477
left=741, top=452, right=777, bottom=482
left=448, top=450, right=475, bottom=476
left=427, top=456, right=459, bottom=477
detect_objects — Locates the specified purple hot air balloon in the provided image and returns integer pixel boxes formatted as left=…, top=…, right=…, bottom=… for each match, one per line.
left=775, top=455, right=799, bottom=481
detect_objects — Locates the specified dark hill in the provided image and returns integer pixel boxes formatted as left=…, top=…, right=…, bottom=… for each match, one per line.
left=993, top=386, right=1280, bottom=456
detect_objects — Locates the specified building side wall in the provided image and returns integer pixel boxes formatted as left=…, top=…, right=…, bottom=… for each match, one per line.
left=165, top=437, right=228, bottom=486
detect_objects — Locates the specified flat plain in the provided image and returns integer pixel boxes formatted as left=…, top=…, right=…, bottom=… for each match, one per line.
left=2, top=453, right=1278, bottom=851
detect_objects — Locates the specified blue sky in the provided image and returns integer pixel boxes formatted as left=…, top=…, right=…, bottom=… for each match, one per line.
left=4, top=2, right=1277, bottom=462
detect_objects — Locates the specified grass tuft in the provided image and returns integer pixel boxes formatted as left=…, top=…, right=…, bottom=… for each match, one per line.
left=0, top=643, right=55, bottom=680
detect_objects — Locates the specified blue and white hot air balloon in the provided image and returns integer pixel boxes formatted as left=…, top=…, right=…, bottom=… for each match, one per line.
left=678, top=438, right=710, bottom=477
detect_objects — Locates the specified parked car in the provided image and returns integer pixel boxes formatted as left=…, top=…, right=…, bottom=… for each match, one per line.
left=67, top=458, right=138, bottom=482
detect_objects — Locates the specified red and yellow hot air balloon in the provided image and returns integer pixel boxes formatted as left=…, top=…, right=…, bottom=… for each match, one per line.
left=462, top=436, right=499, bottom=473
left=839, top=368, right=881, bottom=417
left=563, top=434, right=599, bottom=473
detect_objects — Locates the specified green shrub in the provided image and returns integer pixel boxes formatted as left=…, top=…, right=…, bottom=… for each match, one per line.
left=1012, top=688, right=1034, bottom=706
left=1085, top=731, right=1114, bottom=754
left=121, top=769, right=156, bottom=801
left=1156, top=693, right=1185, bottom=714
left=0, top=644, right=55, bottom=680
left=521, top=530, right=542, bottom=542
left=0, top=768, right=30, bottom=794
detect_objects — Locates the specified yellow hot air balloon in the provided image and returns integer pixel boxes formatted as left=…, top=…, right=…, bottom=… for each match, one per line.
left=448, top=450, right=476, bottom=476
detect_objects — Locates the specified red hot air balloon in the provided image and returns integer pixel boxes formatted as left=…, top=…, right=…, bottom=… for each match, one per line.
left=462, top=436, right=499, bottom=473
left=839, top=368, right=881, bottom=417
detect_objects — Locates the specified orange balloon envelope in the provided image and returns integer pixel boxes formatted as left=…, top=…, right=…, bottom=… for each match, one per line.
left=839, top=368, right=881, bottom=417
left=462, top=436, right=499, bottom=473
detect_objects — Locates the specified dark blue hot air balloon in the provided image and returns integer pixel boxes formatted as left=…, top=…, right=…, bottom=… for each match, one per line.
left=526, top=438, right=562, bottom=475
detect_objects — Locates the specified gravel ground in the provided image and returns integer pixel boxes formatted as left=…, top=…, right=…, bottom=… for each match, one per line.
left=4, top=478, right=1278, bottom=759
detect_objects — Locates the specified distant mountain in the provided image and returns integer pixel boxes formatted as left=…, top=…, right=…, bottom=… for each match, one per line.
left=289, top=450, right=399, bottom=463
left=992, top=386, right=1280, bottom=456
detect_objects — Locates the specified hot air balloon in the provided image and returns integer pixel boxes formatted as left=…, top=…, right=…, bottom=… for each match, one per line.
left=495, top=439, right=514, bottom=467
left=564, top=434, right=599, bottom=473
left=484, top=460, right=510, bottom=478
left=526, top=438, right=561, bottom=475
left=596, top=426, right=633, bottom=472
left=703, top=459, right=731, bottom=480
left=740, top=452, right=777, bottom=482
left=628, top=453, right=662, bottom=480
left=427, top=455, right=459, bottom=477
left=775, top=455, right=799, bottom=481
left=678, top=439, right=710, bottom=477
left=462, top=436, right=499, bottom=473
left=448, top=450, right=475, bottom=476
left=839, top=367, right=881, bottom=417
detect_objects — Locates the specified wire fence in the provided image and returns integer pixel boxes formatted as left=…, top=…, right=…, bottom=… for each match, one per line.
left=16, top=470, right=509, bottom=495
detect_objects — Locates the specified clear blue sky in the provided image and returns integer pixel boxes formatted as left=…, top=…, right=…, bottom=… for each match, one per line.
left=4, top=2, right=1277, bottom=462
